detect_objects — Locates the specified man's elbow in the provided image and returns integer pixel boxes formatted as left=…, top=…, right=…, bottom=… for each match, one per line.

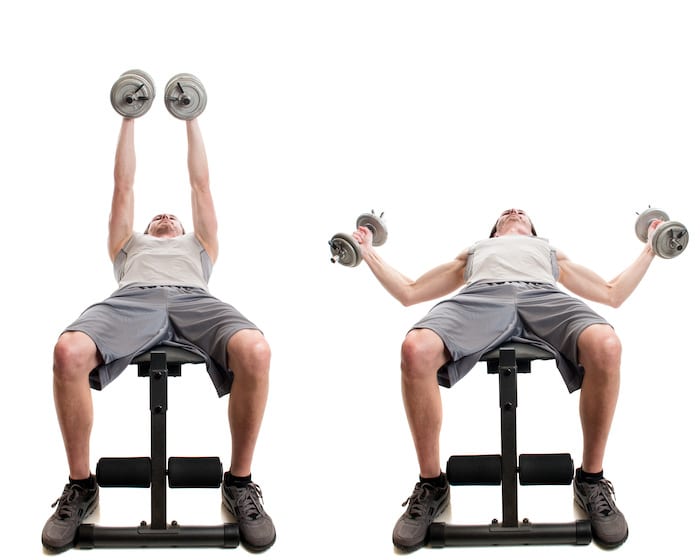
left=607, top=290, right=626, bottom=309
left=190, top=178, right=210, bottom=193
left=396, top=287, right=421, bottom=307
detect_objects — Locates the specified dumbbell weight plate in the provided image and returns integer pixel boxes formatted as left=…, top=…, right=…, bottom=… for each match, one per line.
left=650, top=220, right=689, bottom=259
left=329, top=232, right=362, bottom=267
left=164, top=73, right=207, bottom=120
left=356, top=212, right=388, bottom=246
left=110, top=69, right=156, bottom=118
left=635, top=208, right=670, bottom=242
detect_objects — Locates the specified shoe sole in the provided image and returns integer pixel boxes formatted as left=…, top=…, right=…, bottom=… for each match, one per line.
left=394, top=540, right=427, bottom=554
left=595, top=529, right=629, bottom=550
left=241, top=533, right=277, bottom=553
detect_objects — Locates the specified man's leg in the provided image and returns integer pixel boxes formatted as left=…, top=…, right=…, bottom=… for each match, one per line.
left=43, top=331, right=101, bottom=553
left=575, top=323, right=628, bottom=548
left=221, top=328, right=275, bottom=551
left=393, top=328, right=451, bottom=552
left=53, top=331, right=101, bottom=480
left=225, top=329, right=270, bottom=476
left=577, top=323, right=621, bottom=473
left=400, top=328, right=450, bottom=478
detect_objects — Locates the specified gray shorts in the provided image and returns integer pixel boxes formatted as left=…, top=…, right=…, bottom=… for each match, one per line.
left=412, top=281, right=611, bottom=392
left=64, top=285, right=260, bottom=397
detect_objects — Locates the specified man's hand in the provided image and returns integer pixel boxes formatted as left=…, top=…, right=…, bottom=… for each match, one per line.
left=353, top=226, right=375, bottom=258
left=646, top=219, right=662, bottom=253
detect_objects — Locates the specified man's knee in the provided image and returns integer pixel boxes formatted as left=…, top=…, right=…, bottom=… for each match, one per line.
left=53, top=332, right=99, bottom=382
left=227, top=330, right=271, bottom=377
left=579, top=325, right=622, bottom=372
left=401, top=329, right=446, bottom=380
left=245, top=337, right=271, bottom=371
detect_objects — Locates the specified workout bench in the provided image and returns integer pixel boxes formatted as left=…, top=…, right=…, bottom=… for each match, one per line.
left=428, top=343, right=592, bottom=547
left=77, top=345, right=239, bottom=549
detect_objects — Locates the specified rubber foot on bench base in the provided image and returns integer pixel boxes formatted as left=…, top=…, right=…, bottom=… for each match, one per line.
left=428, top=519, right=592, bottom=547
left=76, top=522, right=239, bottom=548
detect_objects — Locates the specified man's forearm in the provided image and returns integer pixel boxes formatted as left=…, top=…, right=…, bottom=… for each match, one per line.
left=113, top=118, right=135, bottom=190
left=187, top=119, right=210, bottom=192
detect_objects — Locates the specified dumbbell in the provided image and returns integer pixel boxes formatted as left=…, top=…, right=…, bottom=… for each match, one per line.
left=635, top=207, right=689, bottom=259
left=329, top=211, right=388, bottom=267
left=110, top=69, right=156, bottom=118
left=164, top=73, right=207, bottom=120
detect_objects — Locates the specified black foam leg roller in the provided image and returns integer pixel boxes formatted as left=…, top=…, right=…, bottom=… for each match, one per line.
left=168, top=457, right=223, bottom=488
left=96, top=457, right=151, bottom=488
left=447, top=455, right=502, bottom=485
left=519, top=453, right=573, bottom=485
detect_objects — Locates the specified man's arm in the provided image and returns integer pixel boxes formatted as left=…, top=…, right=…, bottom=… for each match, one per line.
left=557, top=233, right=657, bottom=308
left=353, top=226, right=467, bottom=306
left=187, top=119, right=219, bottom=263
left=108, top=118, right=136, bottom=262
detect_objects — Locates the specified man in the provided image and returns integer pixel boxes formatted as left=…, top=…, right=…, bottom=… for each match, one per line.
left=352, top=208, right=660, bottom=551
left=41, top=117, right=276, bottom=553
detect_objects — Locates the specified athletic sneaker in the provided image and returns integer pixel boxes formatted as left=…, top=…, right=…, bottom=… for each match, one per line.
left=393, top=480, right=450, bottom=552
left=42, top=478, right=99, bottom=553
left=574, top=469, right=628, bottom=548
left=222, top=481, right=276, bottom=551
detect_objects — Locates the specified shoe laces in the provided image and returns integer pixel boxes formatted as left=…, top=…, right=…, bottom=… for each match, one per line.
left=585, top=478, right=618, bottom=517
left=50, top=484, right=83, bottom=520
left=234, top=483, right=265, bottom=520
left=401, top=482, right=438, bottom=519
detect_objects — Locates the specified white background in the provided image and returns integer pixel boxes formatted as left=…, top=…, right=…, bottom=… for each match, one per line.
left=2, top=1, right=698, bottom=559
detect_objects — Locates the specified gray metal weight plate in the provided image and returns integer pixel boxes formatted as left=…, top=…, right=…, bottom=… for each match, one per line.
left=164, top=73, right=207, bottom=120
left=329, top=232, right=362, bottom=267
left=110, top=69, right=156, bottom=118
left=356, top=211, right=388, bottom=246
left=650, top=220, right=689, bottom=259
left=635, top=208, right=669, bottom=242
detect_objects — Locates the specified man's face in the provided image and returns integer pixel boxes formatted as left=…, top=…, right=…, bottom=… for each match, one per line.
left=147, top=213, right=185, bottom=237
left=494, top=208, right=533, bottom=236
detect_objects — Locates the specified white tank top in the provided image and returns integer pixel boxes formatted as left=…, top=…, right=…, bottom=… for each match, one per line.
left=465, top=235, right=558, bottom=286
left=113, top=232, right=212, bottom=290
